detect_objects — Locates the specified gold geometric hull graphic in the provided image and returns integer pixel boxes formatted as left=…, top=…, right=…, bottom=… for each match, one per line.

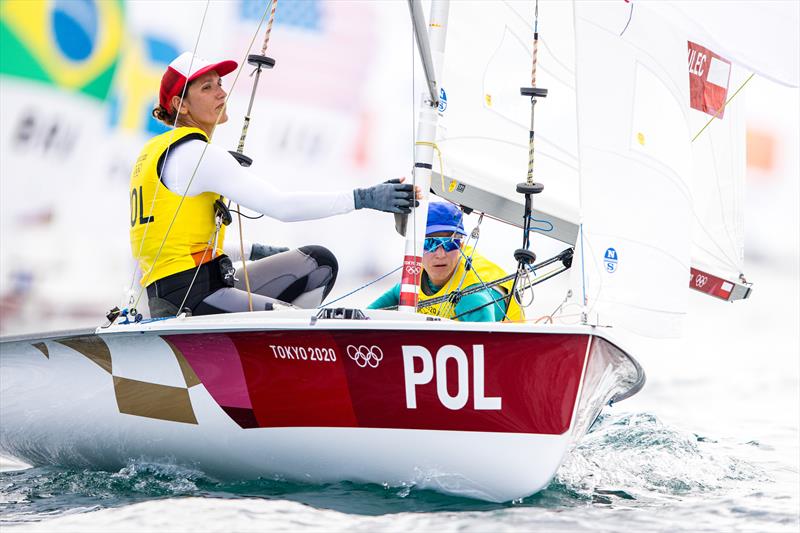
left=163, top=338, right=201, bottom=388
left=55, top=337, right=112, bottom=374
left=113, top=376, right=198, bottom=425
left=31, top=342, right=48, bottom=358
left=48, top=335, right=199, bottom=424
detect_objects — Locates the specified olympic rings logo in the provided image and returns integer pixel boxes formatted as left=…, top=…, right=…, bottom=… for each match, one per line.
left=695, top=274, right=708, bottom=288
left=346, top=345, right=384, bottom=368
left=405, top=265, right=421, bottom=276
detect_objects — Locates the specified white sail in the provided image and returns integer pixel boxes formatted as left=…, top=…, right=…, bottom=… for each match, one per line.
left=431, top=0, right=800, bottom=335
left=649, top=0, right=800, bottom=88
left=434, top=0, right=580, bottom=242
left=573, top=1, right=693, bottom=337
left=639, top=0, right=798, bottom=301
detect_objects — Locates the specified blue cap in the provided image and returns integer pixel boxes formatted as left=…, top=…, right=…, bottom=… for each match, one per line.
left=426, top=202, right=466, bottom=236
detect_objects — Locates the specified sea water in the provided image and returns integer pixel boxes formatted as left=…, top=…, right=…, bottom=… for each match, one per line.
left=1, top=262, right=797, bottom=532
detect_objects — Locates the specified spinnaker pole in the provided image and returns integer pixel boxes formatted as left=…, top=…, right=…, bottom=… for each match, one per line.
left=398, top=0, right=451, bottom=313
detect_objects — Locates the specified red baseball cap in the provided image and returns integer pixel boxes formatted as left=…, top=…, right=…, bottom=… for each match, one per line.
left=159, top=52, right=237, bottom=112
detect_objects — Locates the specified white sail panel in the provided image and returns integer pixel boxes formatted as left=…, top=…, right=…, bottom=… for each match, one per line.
left=688, top=68, right=747, bottom=284
left=573, top=1, right=693, bottom=337
left=644, top=2, right=751, bottom=293
left=434, top=0, right=580, bottom=234
left=649, top=0, right=800, bottom=88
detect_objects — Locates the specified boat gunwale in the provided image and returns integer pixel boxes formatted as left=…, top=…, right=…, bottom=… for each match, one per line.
left=0, top=309, right=645, bottom=406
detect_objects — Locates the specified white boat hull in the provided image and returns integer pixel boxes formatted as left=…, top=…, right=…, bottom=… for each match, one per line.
left=0, top=309, right=643, bottom=502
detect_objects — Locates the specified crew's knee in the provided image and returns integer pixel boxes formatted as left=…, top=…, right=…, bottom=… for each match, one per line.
left=299, top=245, right=338, bottom=273
left=298, top=245, right=338, bottom=296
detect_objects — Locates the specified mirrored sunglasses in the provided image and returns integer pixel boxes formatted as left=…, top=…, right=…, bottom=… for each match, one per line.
left=423, top=236, right=461, bottom=254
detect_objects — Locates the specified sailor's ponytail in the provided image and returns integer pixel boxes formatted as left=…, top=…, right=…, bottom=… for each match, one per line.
left=151, top=105, right=176, bottom=126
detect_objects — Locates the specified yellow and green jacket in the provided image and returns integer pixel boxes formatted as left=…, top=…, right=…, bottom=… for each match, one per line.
left=369, top=247, right=525, bottom=322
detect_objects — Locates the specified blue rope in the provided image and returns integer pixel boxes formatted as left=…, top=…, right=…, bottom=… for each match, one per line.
left=139, top=316, right=175, bottom=324
left=527, top=216, right=554, bottom=232
left=319, top=266, right=403, bottom=308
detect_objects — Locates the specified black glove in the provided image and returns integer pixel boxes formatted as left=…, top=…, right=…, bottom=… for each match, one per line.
left=250, top=243, right=290, bottom=261
left=353, top=178, right=418, bottom=214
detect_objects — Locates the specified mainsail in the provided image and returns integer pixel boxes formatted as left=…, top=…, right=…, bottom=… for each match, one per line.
left=423, top=0, right=797, bottom=337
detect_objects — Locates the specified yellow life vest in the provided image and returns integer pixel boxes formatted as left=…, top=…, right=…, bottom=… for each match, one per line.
left=418, top=247, right=525, bottom=322
left=129, top=127, right=226, bottom=286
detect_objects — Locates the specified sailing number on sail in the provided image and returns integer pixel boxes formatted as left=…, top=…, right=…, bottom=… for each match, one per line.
left=402, top=345, right=502, bottom=411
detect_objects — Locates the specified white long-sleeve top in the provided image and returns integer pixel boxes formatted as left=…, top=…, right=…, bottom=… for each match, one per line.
left=161, top=139, right=355, bottom=222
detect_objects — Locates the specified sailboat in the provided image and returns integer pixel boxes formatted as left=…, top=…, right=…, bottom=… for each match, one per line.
left=0, top=0, right=796, bottom=502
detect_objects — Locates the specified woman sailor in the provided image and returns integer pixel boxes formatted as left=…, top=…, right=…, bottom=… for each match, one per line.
left=369, top=202, right=524, bottom=322
left=131, top=52, right=418, bottom=316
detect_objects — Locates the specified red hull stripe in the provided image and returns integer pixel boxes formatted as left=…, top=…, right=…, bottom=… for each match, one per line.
left=168, top=331, right=589, bottom=435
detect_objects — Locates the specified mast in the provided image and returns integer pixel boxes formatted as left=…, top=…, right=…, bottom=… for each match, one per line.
left=398, top=0, right=450, bottom=313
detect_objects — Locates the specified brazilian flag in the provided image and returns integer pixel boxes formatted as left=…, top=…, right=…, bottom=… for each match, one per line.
left=0, top=0, right=124, bottom=100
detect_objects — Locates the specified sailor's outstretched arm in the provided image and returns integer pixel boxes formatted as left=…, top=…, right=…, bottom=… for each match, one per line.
left=161, top=140, right=417, bottom=221
left=161, top=139, right=353, bottom=221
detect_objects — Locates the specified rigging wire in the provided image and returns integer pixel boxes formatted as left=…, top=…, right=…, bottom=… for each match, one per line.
left=318, top=266, right=403, bottom=309
left=433, top=215, right=493, bottom=319
left=128, top=0, right=277, bottom=314
left=234, top=0, right=280, bottom=312
left=417, top=247, right=573, bottom=309
left=689, top=73, right=755, bottom=275
left=505, top=0, right=544, bottom=318
left=691, top=73, right=754, bottom=143
left=126, top=0, right=212, bottom=303
left=450, top=263, right=567, bottom=321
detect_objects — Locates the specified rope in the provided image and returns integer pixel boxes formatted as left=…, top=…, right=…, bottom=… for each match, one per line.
left=177, top=241, right=213, bottom=314
left=417, top=248, right=573, bottom=309
left=450, top=263, right=567, bottom=321
left=260, top=0, right=278, bottom=54
left=414, top=141, right=447, bottom=191
left=412, top=139, right=447, bottom=315
left=435, top=215, right=481, bottom=317
left=235, top=0, right=279, bottom=312
left=691, top=73, right=754, bottom=143
left=526, top=0, right=540, bottom=185
left=130, top=0, right=276, bottom=313
left=319, top=266, right=403, bottom=308
left=127, top=0, right=211, bottom=303
left=236, top=211, right=254, bottom=311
